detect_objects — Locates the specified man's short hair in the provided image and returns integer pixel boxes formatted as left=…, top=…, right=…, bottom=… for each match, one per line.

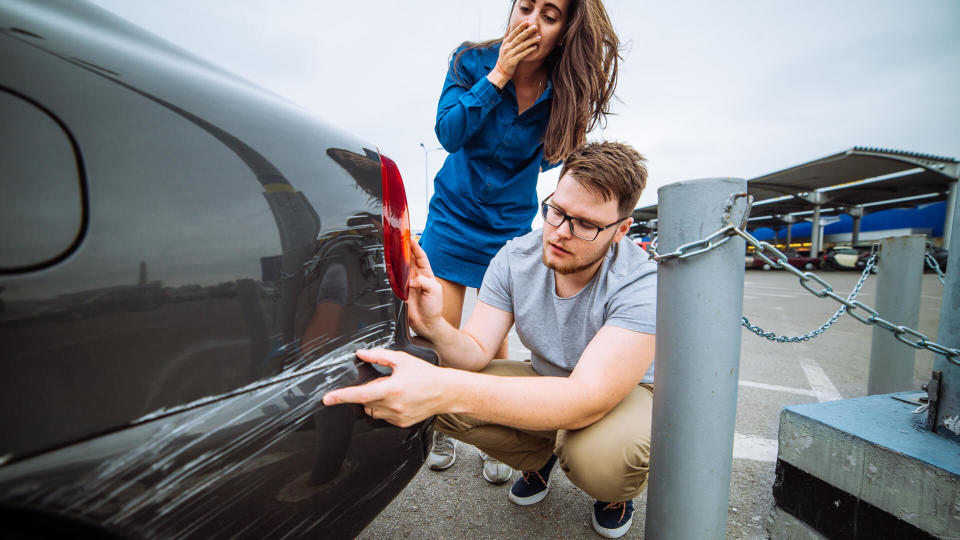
left=559, top=141, right=647, bottom=217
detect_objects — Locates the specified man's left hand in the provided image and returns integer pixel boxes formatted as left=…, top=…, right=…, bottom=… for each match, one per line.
left=322, top=348, right=448, bottom=428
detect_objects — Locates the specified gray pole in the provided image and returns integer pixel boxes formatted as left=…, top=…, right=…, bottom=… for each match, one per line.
left=867, top=235, right=926, bottom=395
left=645, top=177, right=746, bottom=540
left=420, top=144, right=444, bottom=211
left=419, top=142, right=429, bottom=210
left=810, top=204, right=822, bottom=257
left=849, top=206, right=864, bottom=245
left=931, top=188, right=960, bottom=441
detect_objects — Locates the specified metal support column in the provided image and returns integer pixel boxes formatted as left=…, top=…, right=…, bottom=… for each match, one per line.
left=849, top=206, right=864, bottom=245
left=931, top=188, right=960, bottom=441
left=645, top=177, right=746, bottom=540
left=782, top=214, right=796, bottom=248
left=867, top=235, right=926, bottom=395
left=944, top=180, right=957, bottom=247
left=810, top=205, right=822, bottom=256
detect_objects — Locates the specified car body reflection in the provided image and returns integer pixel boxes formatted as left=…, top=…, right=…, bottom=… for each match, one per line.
left=0, top=0, right=435, bottom=537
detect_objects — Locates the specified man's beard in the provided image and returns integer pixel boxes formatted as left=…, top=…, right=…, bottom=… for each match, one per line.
left=542, top=236, right=615, bottom=275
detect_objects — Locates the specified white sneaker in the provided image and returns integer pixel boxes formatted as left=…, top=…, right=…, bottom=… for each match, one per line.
left=478, top=450, right=513, bottom=484
left=426, top=432, right=457, bottom=470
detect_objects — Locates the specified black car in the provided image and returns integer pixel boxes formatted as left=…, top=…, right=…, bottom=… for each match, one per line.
left=925, top=246, right=948, bottom=273
left=0, top=0, right=436, bottom=537
left=820, top=247, right=867, bottom=271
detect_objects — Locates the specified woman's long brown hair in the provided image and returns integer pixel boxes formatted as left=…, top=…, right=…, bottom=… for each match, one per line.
left=452, top=0, right=621, bottom=164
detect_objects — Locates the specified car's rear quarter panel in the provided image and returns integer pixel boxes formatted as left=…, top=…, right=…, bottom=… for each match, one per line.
left=0, top=1, right=431, bottom=537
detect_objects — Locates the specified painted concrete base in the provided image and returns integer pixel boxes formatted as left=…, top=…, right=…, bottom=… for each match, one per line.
left=767, top=392, right=960, bottom=539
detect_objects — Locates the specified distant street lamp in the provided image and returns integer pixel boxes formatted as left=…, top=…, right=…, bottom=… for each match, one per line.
left=419, top=142, right=443, bottom=211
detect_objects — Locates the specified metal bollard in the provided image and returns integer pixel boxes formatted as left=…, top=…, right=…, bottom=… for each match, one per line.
left=867, top=235, right=926, bottom=395
left=645, top=178, right=746, bottom=540
left=930, top=188, right=960, bottom=441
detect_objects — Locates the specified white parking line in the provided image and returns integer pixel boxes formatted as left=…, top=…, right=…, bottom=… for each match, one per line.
left=739, top=380, right=818, bottom=397
left=799, top=358, right=843, bottom=402
left=733, top=432, right=778, bottom=462
left=744, top=292, right=801, bottom=299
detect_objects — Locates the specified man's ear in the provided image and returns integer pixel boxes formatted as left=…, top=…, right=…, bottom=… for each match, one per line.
left=614, top=217, right=634, bottom=242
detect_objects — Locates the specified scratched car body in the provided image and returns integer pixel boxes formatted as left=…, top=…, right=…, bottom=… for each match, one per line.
left=0, top=1, right=436, bottom=538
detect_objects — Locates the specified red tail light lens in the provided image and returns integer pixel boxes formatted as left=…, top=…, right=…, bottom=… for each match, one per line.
left=380, top=153, right=411, bottom=301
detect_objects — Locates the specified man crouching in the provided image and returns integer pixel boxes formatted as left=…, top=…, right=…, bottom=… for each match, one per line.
left=324, top=141, right=655, bottom=538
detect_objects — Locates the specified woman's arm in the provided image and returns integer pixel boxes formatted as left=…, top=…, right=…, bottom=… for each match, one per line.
left=434, top=48, right=504, bottom=153
left=435, top=24, right=540, bottom=152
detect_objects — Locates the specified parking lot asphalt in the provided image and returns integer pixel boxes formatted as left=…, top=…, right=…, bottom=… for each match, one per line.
left=358, top=269, right=946, bottom=539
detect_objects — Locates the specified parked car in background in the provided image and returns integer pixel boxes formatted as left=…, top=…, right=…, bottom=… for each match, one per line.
left=0, top=0, right=435, bottom=537
left=925, top=246, right=949, bottom=273
left=746, top=250, right=819, bottom=271
left=821, top=247, right=868, bottom=271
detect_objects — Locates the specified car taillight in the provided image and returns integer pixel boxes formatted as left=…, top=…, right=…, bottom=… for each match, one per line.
left=380, top=153, right=411, bottom=301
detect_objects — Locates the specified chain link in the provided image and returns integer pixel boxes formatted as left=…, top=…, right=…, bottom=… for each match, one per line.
left=646, top=201, right=959, bottom=364
left=924, top=241, right=947, bottom=285
left=647, top=193, right=749, bottom=263
left=733, top=228, right=959, bottom=364
left=647, top=225, right=736, bottom=263
left=742, top=254, right=876, bottom=343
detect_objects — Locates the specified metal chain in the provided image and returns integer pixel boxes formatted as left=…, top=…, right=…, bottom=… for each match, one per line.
left=646, top=201, right=960, bottom=364
left=742, top=253, right=876, bottom=343
left=647, top=224, right=736, bottom=263
left=647, top=193, right=749, bottom=263
left=924, top=242, right=947, bottom=286
left=730, top=228, right=959, bottom=364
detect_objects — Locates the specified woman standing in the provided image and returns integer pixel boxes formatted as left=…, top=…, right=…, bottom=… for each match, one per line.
left=420, top=0, right=621, bottom=481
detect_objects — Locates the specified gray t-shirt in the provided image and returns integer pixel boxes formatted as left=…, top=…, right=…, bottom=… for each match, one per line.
left=478, top=229, right=658, bottom=382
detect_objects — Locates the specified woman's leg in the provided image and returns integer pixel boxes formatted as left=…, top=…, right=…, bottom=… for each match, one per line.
left=434, top=360, right=556, bottom=472
left=446, top=288, right=509, bottom=358
left=494, top=335, right=510, bottom=359
left=437, top=276, right=467, bottom=329
left=438, top=279, right=514, bottom=359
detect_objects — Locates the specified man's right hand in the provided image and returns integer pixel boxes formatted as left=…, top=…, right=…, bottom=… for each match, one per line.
left=406, top=241, right=514, bottom=373
left=406, top=241, right=446, bottom=338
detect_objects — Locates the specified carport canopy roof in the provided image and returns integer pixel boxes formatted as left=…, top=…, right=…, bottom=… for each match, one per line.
left=631, top=147, right=959, bottom=232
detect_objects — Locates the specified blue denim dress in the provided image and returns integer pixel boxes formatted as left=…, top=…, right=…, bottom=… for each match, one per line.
left=420, top=43, right=560, bottom=288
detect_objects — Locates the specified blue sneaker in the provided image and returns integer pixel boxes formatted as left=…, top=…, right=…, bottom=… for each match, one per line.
left=508, top=454, right=558, bottom=505
left=592, top=500, right=634, bottom=538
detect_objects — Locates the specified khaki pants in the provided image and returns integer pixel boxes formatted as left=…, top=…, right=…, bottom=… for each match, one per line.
left=434, top=360, right=653, bottom=502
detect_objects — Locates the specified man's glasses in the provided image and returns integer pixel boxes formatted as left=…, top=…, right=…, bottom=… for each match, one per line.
left=540, top=195, right=627, bottom=241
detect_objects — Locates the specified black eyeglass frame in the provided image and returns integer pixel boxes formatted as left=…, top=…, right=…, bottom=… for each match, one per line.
left=540, top=193, right=629, bottom=241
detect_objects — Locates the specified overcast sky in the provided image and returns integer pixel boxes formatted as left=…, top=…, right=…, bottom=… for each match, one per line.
left=89, top=0, right=960, bottom=230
